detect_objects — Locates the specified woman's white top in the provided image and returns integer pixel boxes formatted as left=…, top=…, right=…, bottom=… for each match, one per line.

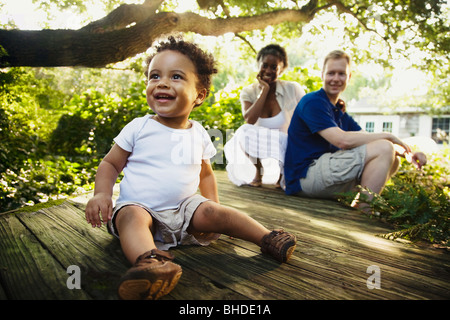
left=224, top=80, right=305, bottom=186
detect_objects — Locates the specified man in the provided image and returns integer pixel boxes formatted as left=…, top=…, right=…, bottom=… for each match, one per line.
left=283, top=50, right=426, bottom=211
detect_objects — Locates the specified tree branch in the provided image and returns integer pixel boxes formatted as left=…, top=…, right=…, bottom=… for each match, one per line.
left=80, top=0, right=165, bottom=33
left=0, top=13, right=179, bottom=67
left=175, top=9, right=314, bottom=36
left=0, top=3, right=317, bottom=68
left=234, top=33, right=257, bottom=54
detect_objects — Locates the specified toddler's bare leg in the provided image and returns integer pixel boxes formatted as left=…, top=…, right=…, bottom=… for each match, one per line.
left=115, top=205, right=157, bottom=264
left=188, top=201, right=270, bottom=246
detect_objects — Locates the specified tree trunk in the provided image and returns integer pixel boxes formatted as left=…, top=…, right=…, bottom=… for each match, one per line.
left=0, top=9, right=314, bottom=68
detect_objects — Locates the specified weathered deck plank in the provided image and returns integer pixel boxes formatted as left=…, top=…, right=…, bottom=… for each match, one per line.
left=0, top=170, right=448, bottom=301
left=0, top=213, right=89, bottom=299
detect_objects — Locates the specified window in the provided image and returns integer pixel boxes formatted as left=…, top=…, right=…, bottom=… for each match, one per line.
left=382, top=122, right=393, bottom=133
left=365, top=122, right=375, bottom=132
left=432, top=117, right=450, bottom=144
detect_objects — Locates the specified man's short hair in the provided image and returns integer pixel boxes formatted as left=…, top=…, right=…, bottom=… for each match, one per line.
left=323, top=50, right=351, bottom=70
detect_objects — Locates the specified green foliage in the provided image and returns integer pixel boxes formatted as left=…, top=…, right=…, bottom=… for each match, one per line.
left=1, top=156, right=98, bottom=210
left=339, top=146, right=450, bottom=247
left=50, top=82, right=149, bottom=157
left=192, top=85, right=244, bottom=132
left=280, top=66, right=322, bottom=93
left=0, top=67, right=95, bottom=211
left=0, top=68, right=58, bottom=173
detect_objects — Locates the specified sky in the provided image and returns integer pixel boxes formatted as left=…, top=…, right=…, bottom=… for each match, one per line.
left=0, top=0, right=433, bottom=99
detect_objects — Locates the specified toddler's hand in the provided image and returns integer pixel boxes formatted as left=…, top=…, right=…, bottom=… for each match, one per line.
left=85, top=193, right=113, bottom=228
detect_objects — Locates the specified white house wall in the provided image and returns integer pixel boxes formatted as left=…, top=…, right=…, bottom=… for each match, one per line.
left=351, top=114, right=402, bottom=137
left=418, top=115, right=432, bottom=137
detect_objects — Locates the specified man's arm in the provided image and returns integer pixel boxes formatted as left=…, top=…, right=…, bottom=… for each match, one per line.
left=318, top=126, right=412, bottom=152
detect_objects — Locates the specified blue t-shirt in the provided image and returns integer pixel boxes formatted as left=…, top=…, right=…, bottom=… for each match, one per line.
left=284, top=88, right=362, bottom=195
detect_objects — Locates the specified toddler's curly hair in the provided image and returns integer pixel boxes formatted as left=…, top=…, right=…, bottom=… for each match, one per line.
left=144, top=36, right=218, bottom=100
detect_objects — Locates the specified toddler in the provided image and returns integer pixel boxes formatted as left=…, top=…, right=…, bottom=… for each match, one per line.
left=85, top=37, right=297, bottom=300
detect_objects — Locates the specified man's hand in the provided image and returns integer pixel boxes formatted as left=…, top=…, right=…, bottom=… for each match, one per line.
left=409, top=151, right=427, bottom=169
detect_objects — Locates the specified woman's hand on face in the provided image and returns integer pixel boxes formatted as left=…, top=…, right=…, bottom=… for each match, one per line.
left=257, top=73, right=270, bottom=91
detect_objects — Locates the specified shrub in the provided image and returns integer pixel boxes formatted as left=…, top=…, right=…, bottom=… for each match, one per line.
left=339, top=146, right=450, bottom=247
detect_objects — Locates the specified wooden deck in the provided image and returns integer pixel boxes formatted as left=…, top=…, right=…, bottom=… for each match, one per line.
left=0, top=170, right=449, bottom=303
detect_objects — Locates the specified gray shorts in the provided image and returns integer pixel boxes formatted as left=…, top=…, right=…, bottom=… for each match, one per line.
left=109, top=194, right=221, bottom=251
left=300, top=145, right=366, bottom=198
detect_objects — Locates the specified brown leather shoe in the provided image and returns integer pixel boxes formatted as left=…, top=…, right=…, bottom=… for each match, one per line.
left=260, top=229, right=297, bottom=263
left=118, top=249, right=182, bottom=300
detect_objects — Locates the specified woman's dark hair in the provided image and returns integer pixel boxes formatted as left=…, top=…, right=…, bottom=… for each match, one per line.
left=144, top=36, right=218, bottom=98
left=256, top=44, right=288, bottom=71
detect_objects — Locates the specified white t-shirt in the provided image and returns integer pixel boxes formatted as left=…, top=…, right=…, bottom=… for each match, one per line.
left=114, top=115, right=216, bottom=211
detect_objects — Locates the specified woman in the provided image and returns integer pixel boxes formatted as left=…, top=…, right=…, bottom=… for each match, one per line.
left=224, top=44, right=305, bottom=187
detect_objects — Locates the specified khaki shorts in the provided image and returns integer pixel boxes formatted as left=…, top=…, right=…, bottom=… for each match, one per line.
left=109, top=194, right=221, bottom=251
left=300, top=145, right=366, bottom=198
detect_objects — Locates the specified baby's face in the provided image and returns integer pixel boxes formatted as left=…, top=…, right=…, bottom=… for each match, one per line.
left=146, top=50, right=206, bottom=127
